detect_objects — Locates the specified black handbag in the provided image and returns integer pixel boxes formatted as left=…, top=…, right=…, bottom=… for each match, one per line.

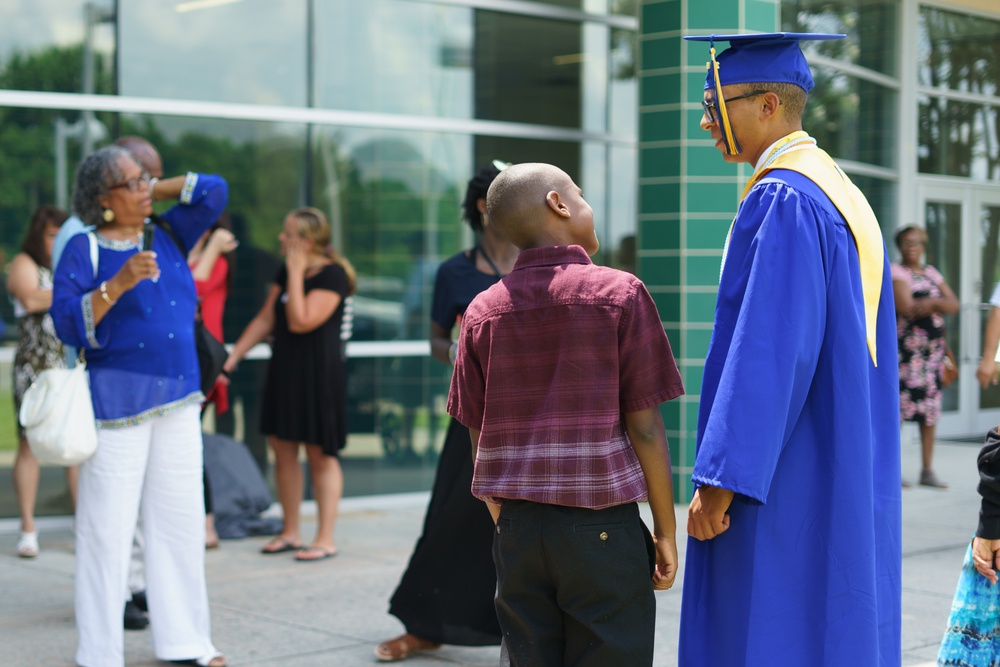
left=151, top=215, right=229, bottom=397
left=195, top=318, right=228, bottom=397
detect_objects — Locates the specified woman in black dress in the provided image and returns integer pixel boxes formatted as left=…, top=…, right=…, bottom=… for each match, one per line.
left=375, top=164, right=520, bottom=662
left=224, top=207, right=355, bottom=561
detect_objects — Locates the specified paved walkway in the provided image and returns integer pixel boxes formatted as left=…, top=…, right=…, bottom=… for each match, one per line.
left=0, top=436, right=982, bottom=666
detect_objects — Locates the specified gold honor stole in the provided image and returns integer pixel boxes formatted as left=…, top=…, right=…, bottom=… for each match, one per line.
left=741, top=135, right=884, bottom=365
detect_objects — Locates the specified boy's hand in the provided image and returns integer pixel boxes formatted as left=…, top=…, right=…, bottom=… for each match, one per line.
left=688, top=485, right=734, bottom=541
left=652, top=534, right=678, bottom=590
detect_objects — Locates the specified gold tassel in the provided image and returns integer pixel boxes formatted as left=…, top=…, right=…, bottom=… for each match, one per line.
left=710, top=46, right=741, bottom=156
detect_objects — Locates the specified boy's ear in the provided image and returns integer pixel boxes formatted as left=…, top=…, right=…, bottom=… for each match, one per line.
left=476, top=198, right=487, bottom=215
left=545, top=191, right=570, bottom=218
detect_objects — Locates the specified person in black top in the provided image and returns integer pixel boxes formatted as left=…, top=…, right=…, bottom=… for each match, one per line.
left=374, top=163, right=519, bottom=662
left=223, top=207, right=356, bottom=562
left=936, top=427, right=1000, bottom=665
left=973, top=428, right=1000, bottom=582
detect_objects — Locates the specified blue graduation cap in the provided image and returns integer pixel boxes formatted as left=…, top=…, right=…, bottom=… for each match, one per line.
left=683, top=33, right=845, bottom=155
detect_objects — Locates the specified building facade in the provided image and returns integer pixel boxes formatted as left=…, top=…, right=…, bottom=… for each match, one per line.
left=1, top=0, right=999, bottom=516
left=640, top=0, right=1000, bottom=497
left=0, top=0, right=638, bottom=516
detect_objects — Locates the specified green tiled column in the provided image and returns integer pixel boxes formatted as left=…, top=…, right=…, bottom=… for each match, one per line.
left=637, top=0, right=778, bottom=501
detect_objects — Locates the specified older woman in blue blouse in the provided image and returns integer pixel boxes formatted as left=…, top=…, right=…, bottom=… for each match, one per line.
left=51, top=145, right=228, bottom=667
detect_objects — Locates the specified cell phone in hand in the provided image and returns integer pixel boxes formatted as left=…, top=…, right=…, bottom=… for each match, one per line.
left=141, top=222, right=156, bottom=252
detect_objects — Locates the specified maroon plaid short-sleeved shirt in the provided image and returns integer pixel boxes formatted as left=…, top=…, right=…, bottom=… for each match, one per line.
left=447, top=245, right=684, bottom=510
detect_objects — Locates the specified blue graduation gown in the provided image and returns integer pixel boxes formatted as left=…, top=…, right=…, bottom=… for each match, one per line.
left=678, top=170, right=902, bottom=667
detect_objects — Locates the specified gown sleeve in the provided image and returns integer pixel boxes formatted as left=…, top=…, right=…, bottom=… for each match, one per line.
left=692, top=182, right=829, bottom=504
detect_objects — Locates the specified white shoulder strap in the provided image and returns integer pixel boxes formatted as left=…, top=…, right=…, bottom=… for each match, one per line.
left=88, top=232, right=98, bottom=280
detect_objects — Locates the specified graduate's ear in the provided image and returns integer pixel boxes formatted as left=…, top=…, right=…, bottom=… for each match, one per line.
left=476, top=198, right=487, bottom=216
left=545, top=191, right=570, bottom=218
left=760, top=91, right=782, bottom=120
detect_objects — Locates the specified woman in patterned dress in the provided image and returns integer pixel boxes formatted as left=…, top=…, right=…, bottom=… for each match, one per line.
left=6, top=205, right=75, bottom=558
left=891, top=225, right=960, bottom=488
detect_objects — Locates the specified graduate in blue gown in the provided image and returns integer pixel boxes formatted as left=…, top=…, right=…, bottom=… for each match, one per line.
left=678, top=33, right=902, bottom=667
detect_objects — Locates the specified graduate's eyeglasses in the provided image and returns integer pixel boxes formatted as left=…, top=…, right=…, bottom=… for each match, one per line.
left=109, top=172, right=151, bottom=194
left=701, top=90, right=772, bottom=123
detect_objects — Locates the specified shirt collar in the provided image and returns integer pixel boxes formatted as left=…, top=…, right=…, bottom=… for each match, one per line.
left=511, top=245, right=593, bottom=272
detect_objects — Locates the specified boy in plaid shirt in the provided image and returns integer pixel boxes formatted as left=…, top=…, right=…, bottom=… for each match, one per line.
left=448, top=162, right=684, bottom=666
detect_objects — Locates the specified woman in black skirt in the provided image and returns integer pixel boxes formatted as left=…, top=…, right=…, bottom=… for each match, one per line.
left=375, top=163, right=519, bottom=662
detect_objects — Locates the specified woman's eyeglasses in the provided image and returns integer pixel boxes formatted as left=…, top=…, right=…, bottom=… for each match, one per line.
left=109, top=172, right=151, bottom=193
left=701, top=90, right=774, bottom=123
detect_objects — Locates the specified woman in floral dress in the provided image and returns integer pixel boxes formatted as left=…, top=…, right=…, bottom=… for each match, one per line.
left=891, top=225, right=960, bottom=488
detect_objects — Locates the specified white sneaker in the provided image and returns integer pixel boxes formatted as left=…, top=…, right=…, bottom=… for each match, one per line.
left=16, top=531, right=39, bottom=558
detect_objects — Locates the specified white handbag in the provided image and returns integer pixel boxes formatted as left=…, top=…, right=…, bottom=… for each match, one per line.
left=19, top=360, right=98, bottom=466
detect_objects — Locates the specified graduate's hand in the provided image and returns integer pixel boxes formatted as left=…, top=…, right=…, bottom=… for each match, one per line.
left=972, top=537, right=1000, bottom=584
left=652, top=534, right=678, bottom=591
left=688, top=485, right=734, bottom=541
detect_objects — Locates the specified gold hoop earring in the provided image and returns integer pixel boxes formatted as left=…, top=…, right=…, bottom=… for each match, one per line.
left=102, top=208, right=115, bottom=223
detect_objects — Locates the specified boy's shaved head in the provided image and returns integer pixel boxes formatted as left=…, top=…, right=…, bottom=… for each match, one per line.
left=486, top=163, right=572, bottom=247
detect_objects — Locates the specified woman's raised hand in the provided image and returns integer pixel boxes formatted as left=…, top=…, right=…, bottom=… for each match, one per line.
left=208, top=228, right=239, bottom=254
left=284, top=234, right=309, bottom=274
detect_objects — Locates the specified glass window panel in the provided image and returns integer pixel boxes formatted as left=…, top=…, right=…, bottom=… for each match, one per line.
left=609, top=25, right=636, bottom=137
left=475, top=11, right=583, bottom=128
left=118, top=2, right=306, bottom=105
left=918, top=7, right=1000, bottom=95
left=918, top=96, right=1000, bottom=181
left=850, top=175, right=895, bottom=240
left=981, top=204, right=1000, bottom=409
left=805, top=66, right=895, bottom=168
left=925, top=200, right=962, bottom=412
left=532, top=0, right=635, bottom=15
left=314, top=1, right=628, bottom=131
left=0, top=0, right=116, bottom=95
left=314, top=0, right=474, bottom=118
left=607, top=144, right=637, bottom=272
left=310, top=126, right=467, bottom=472
left=781, top=0, right=897, bottom=76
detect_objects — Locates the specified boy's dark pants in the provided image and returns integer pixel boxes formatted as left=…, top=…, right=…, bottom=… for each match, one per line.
left=493, top=500, right=657, bottom=667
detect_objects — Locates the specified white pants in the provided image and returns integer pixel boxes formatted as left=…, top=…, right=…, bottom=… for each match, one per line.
left=128, top=520, right=145, bottom=596
left=75, top=405, right=215, bottom=667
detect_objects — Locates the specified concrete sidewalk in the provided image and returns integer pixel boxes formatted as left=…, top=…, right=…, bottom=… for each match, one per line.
left=0, top=436, right=982, bottom=666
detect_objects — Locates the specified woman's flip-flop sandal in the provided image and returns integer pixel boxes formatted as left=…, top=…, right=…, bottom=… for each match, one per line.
left=294, top=546, right=338, bottom=562
left=259, top=537, right=302, bottom=554
left=373, top=633, right=441, bottom=662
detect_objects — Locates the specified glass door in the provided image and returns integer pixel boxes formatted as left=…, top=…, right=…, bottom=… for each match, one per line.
left=921, top=184, right=1000, bottom=437
left=976, top=195, right=1000, bottom=431
left=921, top=189, right=965, bottom=434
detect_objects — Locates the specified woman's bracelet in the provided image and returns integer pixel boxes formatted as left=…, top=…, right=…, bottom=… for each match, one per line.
left=99, top=281, right=117, bottom=306
left=448, top=342, right=458, bottom=365
left=148, top=177, right=159, bottom=200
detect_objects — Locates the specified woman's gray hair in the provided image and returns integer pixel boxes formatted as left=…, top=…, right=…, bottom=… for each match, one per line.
left=72, top=145, right=132, bottom=227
